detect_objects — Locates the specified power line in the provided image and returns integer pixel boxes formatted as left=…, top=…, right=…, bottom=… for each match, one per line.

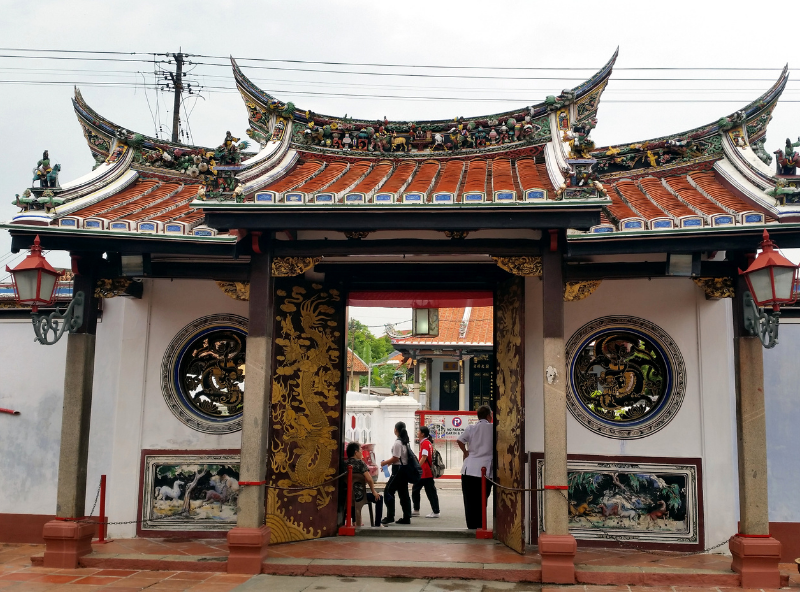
left=0, top=47, right=788, bottom=72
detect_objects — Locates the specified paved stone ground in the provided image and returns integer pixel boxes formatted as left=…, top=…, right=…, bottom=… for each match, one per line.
left=369, top=483, right=489, bottom=530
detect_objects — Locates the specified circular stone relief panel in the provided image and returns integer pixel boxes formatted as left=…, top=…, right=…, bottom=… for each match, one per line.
left=566, top=316, right=686, bottom=440
left=161, top=314, right=248, bottom=434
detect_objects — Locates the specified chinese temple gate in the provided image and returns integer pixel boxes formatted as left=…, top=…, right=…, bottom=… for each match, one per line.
left=3, top=49, right=800, bottom=587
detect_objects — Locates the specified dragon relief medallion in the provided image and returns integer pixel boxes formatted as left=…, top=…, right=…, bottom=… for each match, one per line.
left=566, top=316, right=686, bottom=440
left=161, top=314, right=248, bottom=434
left=179, top=330, right=246, bottom=418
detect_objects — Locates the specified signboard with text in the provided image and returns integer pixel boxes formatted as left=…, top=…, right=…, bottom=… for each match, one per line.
left=418, top=411, right=480, bottom=441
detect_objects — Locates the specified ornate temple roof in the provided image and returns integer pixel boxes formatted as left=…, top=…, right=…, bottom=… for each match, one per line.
left=4, top=52, right=799, bottom=254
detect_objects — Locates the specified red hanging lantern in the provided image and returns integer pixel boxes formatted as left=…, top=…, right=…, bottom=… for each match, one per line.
left=739, top=230, right=799, bottom=312
left=5, top=236, right=62, bottom=312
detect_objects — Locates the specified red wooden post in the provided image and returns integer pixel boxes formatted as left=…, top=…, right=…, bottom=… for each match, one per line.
left=476, top=466, right=493, bottom=539
left=92, top=475, right=110, bottom=544
left=339, top=465, right=356, bottom=536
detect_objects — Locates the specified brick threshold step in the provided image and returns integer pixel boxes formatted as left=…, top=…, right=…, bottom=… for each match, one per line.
left=32, top=552, right=750, bottom=587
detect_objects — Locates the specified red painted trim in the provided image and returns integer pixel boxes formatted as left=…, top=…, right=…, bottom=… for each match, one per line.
left=239, top=481, right=266, bottom=486
left=251, top=231, right=262, bottom=254
left=137, top=449, right=241, bottom=539
left=544, top=485, right=569, bottom=490
left=349, top=290, right=493, bottom=308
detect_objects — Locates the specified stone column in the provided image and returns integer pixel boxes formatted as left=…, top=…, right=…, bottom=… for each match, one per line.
left=538, top=242, right=576, bottom=584
left=413, top=358, right=421, bottom=402
left=728, top=257, right=782, bottom=588
left=43, top=254, right=101, bottom=568
left=425, top=358, right=433, bottom=410
left=227, top=246, right=275, bottom=574
left=458, top=358, right=466, bottom=411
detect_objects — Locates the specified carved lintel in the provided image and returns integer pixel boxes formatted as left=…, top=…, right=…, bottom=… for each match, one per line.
left=271, top=256, right=321, bottom=277
left=564, top=280, right=601, bottom=302
left=692, top=277, right=735, bottom=300
left=492, top=256, right=542, bottom=276
left=343, top=231, right=374, bottom=240
left=439, top=230, right=474, bottom=240
left=94, top=277, right=133, bottom=298
left=216, top=281, right=250, bottom=301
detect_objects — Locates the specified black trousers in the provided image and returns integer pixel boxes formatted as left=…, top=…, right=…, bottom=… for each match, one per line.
left=461, top=474, right=492, bottom=529
left=384, top=465, right=411, bottom=520
left=412, top=477, right=440, bottom=514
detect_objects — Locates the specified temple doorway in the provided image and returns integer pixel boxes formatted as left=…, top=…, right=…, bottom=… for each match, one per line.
left=343, top=292, right=496, bottom=535
left=263, top=265, right=527, bottom=554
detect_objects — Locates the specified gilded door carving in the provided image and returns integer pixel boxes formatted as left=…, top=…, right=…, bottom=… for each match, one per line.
left=266, top=281, right=346, bottom=544
left=494, top=276, right=526, bottom=554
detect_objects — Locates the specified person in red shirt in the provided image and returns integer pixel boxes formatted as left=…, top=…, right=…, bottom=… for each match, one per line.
left=411, top=426, right=441, bottom=518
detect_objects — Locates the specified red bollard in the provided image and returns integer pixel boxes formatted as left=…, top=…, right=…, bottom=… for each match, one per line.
left=476, top=466, right=493, bottom=539
left=338, top=465, right=356, bottom=536
left=92, top=475, right=111, bottom=544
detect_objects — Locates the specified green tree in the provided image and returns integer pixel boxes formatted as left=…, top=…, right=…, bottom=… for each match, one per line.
left=348, top=318, right=399, bottom=388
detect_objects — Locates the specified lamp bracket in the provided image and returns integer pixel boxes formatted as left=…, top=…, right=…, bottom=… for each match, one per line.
left=31, top=291, right=85, bottom=345
left=743, top=291, right=779, bottom=349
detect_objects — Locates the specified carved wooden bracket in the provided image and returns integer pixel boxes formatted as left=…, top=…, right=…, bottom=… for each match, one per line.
left=343, top=231, right=374, bottom=240
left=692, top=277, right=735, bottom=300
left=564, top=280, right=601, bottom=302
left=492, top=256, right=542, bottom=276
left=271, top=257, right=321, bottom=277
left=94, top=278, right=133, bottom=298
left=216, top=281, right=250, bottom=301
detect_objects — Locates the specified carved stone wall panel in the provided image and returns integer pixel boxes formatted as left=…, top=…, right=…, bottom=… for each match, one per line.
left=266, top=281, right=346, bottom=544
left=494, top=276, right=525, bottom=554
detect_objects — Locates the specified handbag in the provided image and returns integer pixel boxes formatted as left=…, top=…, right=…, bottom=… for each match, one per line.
left=402, top=443, right=423, bottom=484
left=430, top=443, right=446, bottom=479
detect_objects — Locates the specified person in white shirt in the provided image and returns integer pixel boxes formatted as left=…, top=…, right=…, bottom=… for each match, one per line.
left=456, top=405, right=493, bottom=529
left=379, top=421, right=413, bottom=525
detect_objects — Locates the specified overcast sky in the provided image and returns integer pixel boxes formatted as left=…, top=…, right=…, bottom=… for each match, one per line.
left=2, top=0, right=799, bottom=272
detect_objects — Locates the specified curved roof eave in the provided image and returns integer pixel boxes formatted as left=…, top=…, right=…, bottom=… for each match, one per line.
left=72, top=87, right=250, bottom=159
left=231, top=48, right=619, bottom=128
left=592, top=65, right=789, bottom=155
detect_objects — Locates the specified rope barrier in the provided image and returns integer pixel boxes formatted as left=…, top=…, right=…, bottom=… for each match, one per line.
left=241, top=472, right=347, bottom=490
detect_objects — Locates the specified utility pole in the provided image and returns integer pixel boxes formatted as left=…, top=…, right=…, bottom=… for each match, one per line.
left=168, top=52, right=184, bottom=143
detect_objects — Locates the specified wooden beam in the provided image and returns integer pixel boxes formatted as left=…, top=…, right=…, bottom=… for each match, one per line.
left=272, top=239, right=542, bottom=257
left=203, top=206, right=602, bottom=231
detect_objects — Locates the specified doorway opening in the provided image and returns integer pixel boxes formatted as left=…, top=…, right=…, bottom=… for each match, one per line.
left=344, top=290, right=495, bottom=534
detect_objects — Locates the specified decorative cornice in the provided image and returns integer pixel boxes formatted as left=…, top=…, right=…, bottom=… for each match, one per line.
left=564, top=280, right=601, bottom=302
left=94, top=278, right=133, bottom=298
left=492, top=256, right=542, bottom=276
left=692, top=277, right=735, bottom=299
left=440, top=230, right=473, bottom=240
left=343, top=230, right=374, bottom=240
left=216, top=280, right=250, bottom=301
left=271, top=256, right=321, bottom=277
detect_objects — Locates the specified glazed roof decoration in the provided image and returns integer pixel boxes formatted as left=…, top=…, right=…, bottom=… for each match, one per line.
left=5, top=51, right=799, bottom=247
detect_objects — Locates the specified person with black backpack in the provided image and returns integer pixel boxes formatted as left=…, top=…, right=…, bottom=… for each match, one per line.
left=379, top=421, right=419, bottom=525
left=411, top=426, right=441, bottom=518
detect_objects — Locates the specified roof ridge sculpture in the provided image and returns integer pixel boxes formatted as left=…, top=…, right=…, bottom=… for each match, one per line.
left=230, top=49, right=618, bottom=129
left=591, top=66, right=788, bottom=181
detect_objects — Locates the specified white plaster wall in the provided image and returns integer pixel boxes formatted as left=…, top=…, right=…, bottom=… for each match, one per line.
left=0, top=321, right=68, bottom=514
left=524, top=277, right=738, bottom=549
left=138, top=279, right=246, bottom=451
left=0, top=296, right=125, bottom=517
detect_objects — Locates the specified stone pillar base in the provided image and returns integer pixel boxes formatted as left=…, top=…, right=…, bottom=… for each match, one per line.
left=729, top=535, right=782, bottom=589
left=42, top=520, right=95, bottom=569
left=539, top=533, right=577, bottom=584
left=227, top=525, right=271, bottom=574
